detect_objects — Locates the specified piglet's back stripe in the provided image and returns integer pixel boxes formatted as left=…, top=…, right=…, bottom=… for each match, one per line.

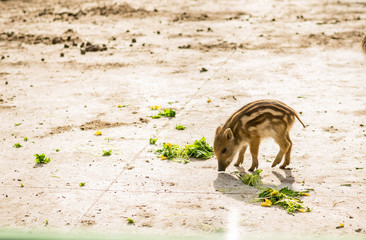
left=224, top=99, right=298, bottom=129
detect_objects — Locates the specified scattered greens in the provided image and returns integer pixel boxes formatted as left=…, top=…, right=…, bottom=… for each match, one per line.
left=155, top=137, right=214, bottom=163
left=14, top=123, right=22, bottom=126
left=151, top=108, right=176, bottom=118
left=234, top=170, right=263, bottom=187
left=20, top=183, right=24, bottom=187
left=56, top=149, right=60, bottom=152
left=232, top=170, right=311, bottom=214
left=23, top=137, right=28, bottom=142
left=102, top=150, right=112, bottom=156
left=149, top=137, right=158, bottom=144
left=13, top=143, right=22, bottom=148
left=126, top=218, right=134, bottom=224
left=79, top=182, right=86, bottom=187
left=35, top=153, right=50, bottom=164
left=176, top=125, right=186, bottom=130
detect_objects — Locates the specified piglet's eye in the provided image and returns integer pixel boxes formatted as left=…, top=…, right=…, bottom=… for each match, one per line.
left=221, top=148, right=227, bottom=154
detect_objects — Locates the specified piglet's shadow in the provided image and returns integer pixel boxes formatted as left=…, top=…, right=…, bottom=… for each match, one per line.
left=213, top=168, right=296, bottom=202
left=213, top=172, right=259, bottom=202
left=271, top=169, right=295, bottom=189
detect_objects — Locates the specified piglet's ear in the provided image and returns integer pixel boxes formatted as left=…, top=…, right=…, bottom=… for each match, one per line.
left=215, top=126, right=222, bottom=135
left=224, top=128, right=234, bottom=140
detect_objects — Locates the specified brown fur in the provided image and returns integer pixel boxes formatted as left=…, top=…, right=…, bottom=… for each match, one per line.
left=214, top=99, right=305, bottom=171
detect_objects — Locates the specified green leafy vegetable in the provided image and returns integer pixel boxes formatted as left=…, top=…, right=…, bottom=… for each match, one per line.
left=258, top=187, right=311, bottom=214
left=186, top=137, right=214, bottom=159
left=233, top=170, right=311, bottom=214
left=151, top=108, right=176, bottom=118
left=23, top=137, right=28, bottom=142
left=102, top=150, right=112, bottom=156
left=149, top=137, right=158, bottom=144
left=176, top=125, right=186, bottom=130
left=35, top=153, right=50, bottom=164
left=159, top=108, right=176, bottom=117
left=126, top=218, right=134, bottom=224
left=234, top=170, right=263, bottom=187
left=13, top=143, right=22, bottom=148
left=155, top=137, right=214, bottom=163
left=79, top=182, right=86, bottom=187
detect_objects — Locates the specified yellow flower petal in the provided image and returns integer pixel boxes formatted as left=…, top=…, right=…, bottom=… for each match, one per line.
left=260, top=199, right=272, bottom=207
left=160, top=155, right=166, bottom=160
left=167, top=143, right=172, bottom=148
left=94, top=130, right=102, bottom=136
left=302, top=193, right=310, bottom=196
left=117, top=105, right=122, bottom=108
left=207, top=99, right=211, bottom=103
left=298, top=209, right=307, bottom=213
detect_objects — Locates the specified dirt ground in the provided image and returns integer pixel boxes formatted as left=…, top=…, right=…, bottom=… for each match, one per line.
left=0, top=0, right=366, bottom=238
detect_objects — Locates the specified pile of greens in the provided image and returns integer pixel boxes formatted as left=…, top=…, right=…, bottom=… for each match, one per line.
left=258, top=187, right=311, bottom=214
left=155, top=137, right=214, bottom=163
left=233, top=170, right=311, bottom=214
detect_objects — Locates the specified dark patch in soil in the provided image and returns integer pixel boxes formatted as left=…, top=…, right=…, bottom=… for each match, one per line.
left=49, top=125, right=74, bottom=135
left=37, top=3, right=153, bottom=21
left=79, top=120, right=130, bottom=131
left=0, top=29, right=81, bottom=45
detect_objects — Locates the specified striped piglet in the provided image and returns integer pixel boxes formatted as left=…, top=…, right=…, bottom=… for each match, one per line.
left=214, top=99, right=305, bottom=171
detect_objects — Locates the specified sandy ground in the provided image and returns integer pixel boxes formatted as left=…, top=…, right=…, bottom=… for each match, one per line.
left=0, top=0, right=366, bottom=238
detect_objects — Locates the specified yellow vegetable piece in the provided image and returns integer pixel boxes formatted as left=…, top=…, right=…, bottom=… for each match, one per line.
left=339, top=223, right=344, bottom=228
left=117, top=105, right=122, bottom=108
left=167, top=143, right=172, bottom=148
left=94, top=130, right=102, bottom=136
left=302, top=193, right=310, bottom=196
left=298, top=208, right=307, bottom=213
left=270, top=190, right=279, bottom=196
left=151, top=105, right=161, bottom=110
left=160, top=155, right=166, bottom=160
left=261, top=199, right=272, bottom=207
left=207, top=99, right=211, bottom=103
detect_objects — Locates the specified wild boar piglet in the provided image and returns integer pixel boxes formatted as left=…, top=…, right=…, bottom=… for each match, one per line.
left=214, top=99, right=305, bottom=172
